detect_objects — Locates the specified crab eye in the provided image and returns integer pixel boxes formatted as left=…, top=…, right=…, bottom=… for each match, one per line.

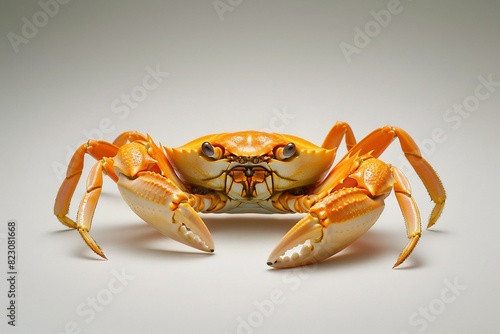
left=283, top=143, right=296, bottom=158
left=276, top=142, right=296, bottom=160
left=201, top=142, right=215, bottom=157
left=201, top=142, right=223, bottom=159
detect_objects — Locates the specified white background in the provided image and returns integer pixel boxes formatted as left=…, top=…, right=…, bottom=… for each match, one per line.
left=1, top=1, right=499, bottom=333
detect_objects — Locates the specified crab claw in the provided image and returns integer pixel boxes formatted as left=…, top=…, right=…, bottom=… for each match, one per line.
left=267, top=215, right=324, bottom=268
left=117, top=171, right=214, bottom=253
left=267, top=188, right=385, bottom=269
left=167, top=202, right=215, bottom=253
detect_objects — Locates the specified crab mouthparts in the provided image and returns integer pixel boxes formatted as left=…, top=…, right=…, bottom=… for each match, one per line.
left=227, top=164, right=272, bottom=198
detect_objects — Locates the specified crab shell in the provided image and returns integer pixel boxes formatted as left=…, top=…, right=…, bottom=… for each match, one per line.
left=164, top=131, right=336, bottom=204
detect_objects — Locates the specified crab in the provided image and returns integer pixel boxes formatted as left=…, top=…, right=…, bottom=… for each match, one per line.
left=54, top=122, right=446, bottom=268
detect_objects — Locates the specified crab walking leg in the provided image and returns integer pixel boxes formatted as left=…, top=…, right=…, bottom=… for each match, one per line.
left=321, top=121, right=357, bottom=150
left=344, top=125, right=446, bottom=228
left=116, top=171, right=214, bottom=253
left=54, top=140, right=119, bottom=229
left=76, top=161, right=108, bottom=259
left=391, top=166, right=422, bottom=268
left=112, top=131, right=148, bottom=146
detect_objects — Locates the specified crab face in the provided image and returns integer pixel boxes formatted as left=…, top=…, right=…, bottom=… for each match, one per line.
left=165, top=131, right=336, bottom=202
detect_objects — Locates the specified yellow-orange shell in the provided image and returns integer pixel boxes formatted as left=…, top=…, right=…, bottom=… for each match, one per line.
left=164, top=131, right=337, bottom=191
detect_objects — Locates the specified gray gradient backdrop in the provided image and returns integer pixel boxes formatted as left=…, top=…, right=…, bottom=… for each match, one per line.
left=1, top=1, right=499, bottom=333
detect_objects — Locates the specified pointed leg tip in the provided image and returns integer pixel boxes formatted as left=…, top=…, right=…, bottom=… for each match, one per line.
left=393, top=234, right=420, bottom=269
left=78, top=228, right=108, bottom=260
left=426, top=215, right=438, bottom=229
left=428, top=202, right=445, bottom=229
left=392, top=254, right=405, bottom=268
left=93, top=246, right=108, bottom=260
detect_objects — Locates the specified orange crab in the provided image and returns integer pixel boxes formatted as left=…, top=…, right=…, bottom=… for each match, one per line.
left=54, top=122, right=446, bottom=268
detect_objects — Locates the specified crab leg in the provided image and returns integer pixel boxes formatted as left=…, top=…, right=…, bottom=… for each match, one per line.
left=345, top=125, right=446, bottom=227
left=75, top=160, right=110, bottom=259
left=54, top=139, right=121, bottom=258
left=111, top=130, right=148, bottom=146
left=391, top=166, right=421, bottom=268
left=321, top=121, right=357, bottom=150
left=54, top=140, right=119, bottom=230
